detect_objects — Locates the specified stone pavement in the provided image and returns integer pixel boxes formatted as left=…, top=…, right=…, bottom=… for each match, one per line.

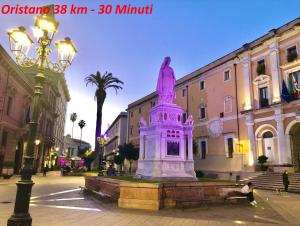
left=255, top=189, right=300, bottom=226
left=0, top=172, right=296, bottom=226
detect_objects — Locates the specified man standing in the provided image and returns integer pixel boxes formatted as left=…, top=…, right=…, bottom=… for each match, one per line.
left=282, top=170, right=290, bottom=192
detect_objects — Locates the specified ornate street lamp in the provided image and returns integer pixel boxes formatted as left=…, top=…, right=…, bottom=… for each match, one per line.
left=97, top=134, right=109, bottom=176
left=7, top=14, right=76, bottom=226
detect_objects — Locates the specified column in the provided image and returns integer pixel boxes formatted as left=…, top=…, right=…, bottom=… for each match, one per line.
left=242, top=53, right=252, bottom=110
left=275, top=108, right=288, bottom=164
left=187, top=128, right=193, bottom=160
left=245, top=114, right=257, bottom=166
left=139, top=132, right=144, bottom=160
left=269, top=41, right=281, bottom=103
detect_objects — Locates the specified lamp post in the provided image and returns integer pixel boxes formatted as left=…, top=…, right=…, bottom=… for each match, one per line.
left=97, top=134, right=109, bottom=176
left=7, top=14, right=76, bottom=226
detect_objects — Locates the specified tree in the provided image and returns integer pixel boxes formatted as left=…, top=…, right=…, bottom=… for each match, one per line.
left=121, top=143, right=139, bottom=174
left=85, top=71, right=124, bottom=153
left=78, top=120, right=86, bottom=147
left=258, top=155, right=268, bottom=171
left=70, top=112, right=77, bottom=138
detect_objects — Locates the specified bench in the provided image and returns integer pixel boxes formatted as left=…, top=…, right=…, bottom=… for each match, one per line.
left=174, top=197, right=212, bottom=209
left=224, top=191, right=247, bottom=204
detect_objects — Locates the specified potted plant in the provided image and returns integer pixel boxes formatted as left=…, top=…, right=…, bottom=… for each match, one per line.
left=2, top=161, right=15, bottom=179
left=257, top=155, right=268, bottom=171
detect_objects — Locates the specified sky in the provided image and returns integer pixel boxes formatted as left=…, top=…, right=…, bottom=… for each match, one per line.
left=1, top=0, right=300, bottom=149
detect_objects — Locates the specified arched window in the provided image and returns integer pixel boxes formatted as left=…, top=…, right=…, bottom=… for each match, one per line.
left=262, top=131, right=273, bottom=138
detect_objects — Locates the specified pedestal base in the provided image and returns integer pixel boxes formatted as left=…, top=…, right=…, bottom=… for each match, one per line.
left=136, top=159, right=197, bottom=181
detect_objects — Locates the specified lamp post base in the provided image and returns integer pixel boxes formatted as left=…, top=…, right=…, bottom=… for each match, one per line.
left=7, top=178, right=34, bottom=226
left=7, top=215, right=32, bottom=226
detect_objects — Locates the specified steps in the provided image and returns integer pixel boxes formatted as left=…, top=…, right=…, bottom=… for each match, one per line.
left=241, top=172, right=300, bottom=193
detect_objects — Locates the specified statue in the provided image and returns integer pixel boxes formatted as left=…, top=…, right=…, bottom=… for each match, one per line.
left=139, top=117, right=147, bottom=127
left=156, top=57, right=176, bottom=104
left=187, top=115, right=194, bottom=125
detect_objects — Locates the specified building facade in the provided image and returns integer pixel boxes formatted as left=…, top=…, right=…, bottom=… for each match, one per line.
left=127, top=18, right=300, bottom=178
left=104, top=112, right=128, bottom=161
left=53, top=76, right=70, bottom=157
left=0, top=44, right=71, bottom=174
left=63, top=134, right=91, bottom=158
left=0, top=45, right=33, bottom=175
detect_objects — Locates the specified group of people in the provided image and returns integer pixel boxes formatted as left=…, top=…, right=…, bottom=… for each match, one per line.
left=240, top=170, right=290, bottom=207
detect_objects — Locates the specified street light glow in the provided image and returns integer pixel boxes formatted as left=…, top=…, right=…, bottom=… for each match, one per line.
left=56, top=37, right=77, bottom=68
left=8, top=26, right=33, bottom=56
left=35, top=15, right=58, bottom=34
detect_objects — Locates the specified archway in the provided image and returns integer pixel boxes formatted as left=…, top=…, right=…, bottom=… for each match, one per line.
left=255, top=124, right=278, bottom=164
left=289, top=122, right=300, bottom=172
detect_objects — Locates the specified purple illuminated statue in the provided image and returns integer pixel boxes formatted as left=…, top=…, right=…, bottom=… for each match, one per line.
left=156, top=56, right=176, bottom=104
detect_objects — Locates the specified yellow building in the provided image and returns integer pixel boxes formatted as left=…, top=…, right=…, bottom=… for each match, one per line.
left=127, top=18, right=300, bottom=178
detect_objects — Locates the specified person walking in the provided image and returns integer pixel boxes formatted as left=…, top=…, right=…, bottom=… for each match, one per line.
left=43, top=164, right=49, bottom=176
left=241, top=182, right=257, bottom=206
left=282, top=170, right=290, bottom=192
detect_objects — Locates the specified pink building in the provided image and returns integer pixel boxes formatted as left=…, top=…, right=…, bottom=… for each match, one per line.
left=0, top=44, right=70, bottom=175
left=127, top=18, right=300, bottom=179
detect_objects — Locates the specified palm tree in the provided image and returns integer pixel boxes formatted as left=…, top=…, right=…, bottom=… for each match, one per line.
left=85, top=71, right=124, bottom=152
left=70, top=112, right=77, bottom=138
left=78, top=120, right=86, bottom=147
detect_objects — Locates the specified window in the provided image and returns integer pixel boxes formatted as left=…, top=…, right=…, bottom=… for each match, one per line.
left=130, top=111, right=133, bottom=118
left=182, top=89, right=186, bottom=97
left=200, top=80, right=205, bottom=90
left=139, top=107, right=141, bottom=114
left=182, top=113, right=187, bottom=123
left=224, top=70, right=230, bottom=81
left=257, top=59, right=266, bottom=75
left=6, top=96, right=13, bottom=116
left=224, top=134, right=235, bottom=158
left=199, top=138, right=207, bottom=159
left=150, top=101, right=156, bottom=107
left=199, top=106, right=206, bottom=119
left=287, top=46, right=298, bottom=62
left=1, top=131, right=8, bottom=148
left=130, top=127, right=133, bottom=136
left=259, top=87, right=269, bottom=108
left=224, top=96, right=232, bottom=113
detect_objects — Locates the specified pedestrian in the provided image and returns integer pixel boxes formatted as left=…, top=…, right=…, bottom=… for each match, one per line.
left=43, top=164, right=49, bottom=176
left=241, top=182, right=257, bottom=206
left=282, top=170, right=290, bottom=192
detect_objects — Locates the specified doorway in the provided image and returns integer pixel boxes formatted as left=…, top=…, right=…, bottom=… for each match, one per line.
left=262, top=131, right=275, bottom=162
left=289, top=123, right=300, bottom=172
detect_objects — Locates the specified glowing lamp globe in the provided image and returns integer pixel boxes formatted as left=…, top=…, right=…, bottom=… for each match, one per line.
left=56, top=37, right=77, bottom=68
left=7, top=26, right=33, bottom=57
left=35, top=15, right=59, bottom=35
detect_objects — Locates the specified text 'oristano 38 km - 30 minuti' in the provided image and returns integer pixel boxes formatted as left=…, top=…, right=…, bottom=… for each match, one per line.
left=0, top=3, right=154, bottom=15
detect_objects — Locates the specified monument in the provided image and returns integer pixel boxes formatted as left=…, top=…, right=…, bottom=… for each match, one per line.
left=136, top=57, right=196, bottom=180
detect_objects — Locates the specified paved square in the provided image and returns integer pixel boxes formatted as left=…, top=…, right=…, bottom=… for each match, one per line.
left=0, top=172, right=295, bottom=226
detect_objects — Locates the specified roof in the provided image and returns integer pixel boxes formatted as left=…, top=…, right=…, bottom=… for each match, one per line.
left=71, top=138, right=91, bottom=146
left=104, top=112, right=128, bottom=134
left=127, top=17, right=300, bottom=109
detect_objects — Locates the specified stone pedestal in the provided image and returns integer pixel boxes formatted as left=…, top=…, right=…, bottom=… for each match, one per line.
left=136, top=103, right=196, bottom=181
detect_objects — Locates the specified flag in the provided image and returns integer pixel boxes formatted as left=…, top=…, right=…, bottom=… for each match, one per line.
left=281, top=80, right=290, bottom=103
left=288, top=77, right=298, bottom=100
left=25, top=106, right=31, bottom=124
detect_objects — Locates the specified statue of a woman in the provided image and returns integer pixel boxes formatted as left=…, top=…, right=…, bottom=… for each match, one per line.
left=156, top=57, right=176, bottom=104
